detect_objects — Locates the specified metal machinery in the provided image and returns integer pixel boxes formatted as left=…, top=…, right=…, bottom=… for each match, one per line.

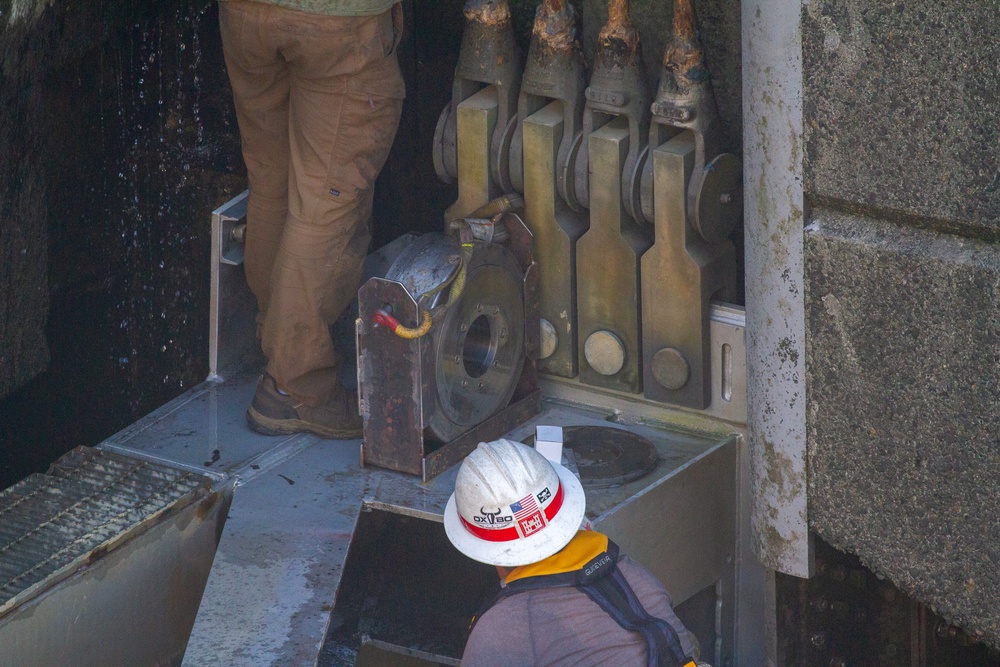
left=338, top=0, right=757, bottom=665
left=362, top=0, right=742, bottom=469
left=9, top=1, right=757, bottom=664
left=356, top=208, right=542, bottom=480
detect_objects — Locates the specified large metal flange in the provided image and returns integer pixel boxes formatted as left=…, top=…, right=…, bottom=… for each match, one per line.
left=694, top=152, right=742, bottom=245
left=433, top=102, right=457, bottom=185
left=491, top=114, right=518, bottom=194
left=558, top=130, right=585, bottom=213
left=429, top=242, right=525, bottom=442
left=624, top=144, right=649, bottom=225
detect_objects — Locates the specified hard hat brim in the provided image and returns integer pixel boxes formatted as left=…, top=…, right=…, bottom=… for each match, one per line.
left=443, top=461, right=587, bottom=567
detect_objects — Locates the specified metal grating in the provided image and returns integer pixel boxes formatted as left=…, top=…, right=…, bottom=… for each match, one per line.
left=0, top=446, right=206, bottom=606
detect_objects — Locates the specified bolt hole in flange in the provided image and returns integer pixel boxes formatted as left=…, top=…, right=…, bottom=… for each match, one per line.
left=462, top=314, right=495, bottom=379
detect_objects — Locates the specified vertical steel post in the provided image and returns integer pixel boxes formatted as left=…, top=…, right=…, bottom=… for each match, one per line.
left=575, top=0, right=652, bottom=393
left=514, top=0, right=588, bottom=377
left=435, top=0, right=522, bottom=219
left=639, top=0, right=740, bottom=409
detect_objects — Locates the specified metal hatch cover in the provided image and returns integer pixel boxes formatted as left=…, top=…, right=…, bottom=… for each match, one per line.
left=523, top=425, right=659, bottom=489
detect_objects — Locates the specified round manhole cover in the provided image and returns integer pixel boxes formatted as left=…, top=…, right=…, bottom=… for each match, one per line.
left=523, top=426, right=659, bottom=489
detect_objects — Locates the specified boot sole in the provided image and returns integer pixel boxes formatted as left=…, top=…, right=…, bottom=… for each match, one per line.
left=246, top=406, right=363, bottom=440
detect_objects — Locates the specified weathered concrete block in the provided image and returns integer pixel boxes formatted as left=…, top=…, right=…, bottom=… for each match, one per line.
left=803, top=0, right=1000, bottom=234
left=806, top=208, right=1000, bottom=645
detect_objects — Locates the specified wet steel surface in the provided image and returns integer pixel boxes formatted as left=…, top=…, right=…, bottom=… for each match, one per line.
left=0, top=446, right=233, bottom=667
left=0, top=447, right=208, bottom=606
left=103, top=363, right=723, bottom=665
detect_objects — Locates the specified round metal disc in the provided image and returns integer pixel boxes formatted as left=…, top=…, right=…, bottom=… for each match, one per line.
left=624, top=145, right=649, bottom=225
left=432, top=103, right=456, bottom=184
left=429, top=243, right=525, bottom=442
left=694, top=152, right=742, bottom=245
left=539, top=318, right=558, bottom=360
left=523, top=426, right=659, bottom=489
left=584, top=330, right=625, bottom=376
left=558, top=131, right=585, bottom=213
left=651, top=347, right=690, bottom=390
left=491, top=114, right=518, bottom=193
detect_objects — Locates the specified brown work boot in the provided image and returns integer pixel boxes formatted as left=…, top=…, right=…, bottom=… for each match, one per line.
left=246, top=373, right=364, bottom=439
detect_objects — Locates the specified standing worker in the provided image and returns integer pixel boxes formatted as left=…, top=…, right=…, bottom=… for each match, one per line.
left=444, top=439, right=704, bottom=667
left=218, top=0, right=404, bottom=438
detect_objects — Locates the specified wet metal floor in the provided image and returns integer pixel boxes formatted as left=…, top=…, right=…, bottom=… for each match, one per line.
left=99, top=363, right=721, bottom=666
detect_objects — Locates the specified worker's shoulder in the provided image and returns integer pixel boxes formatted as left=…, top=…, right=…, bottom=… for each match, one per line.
left=615, top=553, right=674, bottom=598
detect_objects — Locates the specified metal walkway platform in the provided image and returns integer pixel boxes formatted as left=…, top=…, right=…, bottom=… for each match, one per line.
left=99, top=361, right=739, bottom=666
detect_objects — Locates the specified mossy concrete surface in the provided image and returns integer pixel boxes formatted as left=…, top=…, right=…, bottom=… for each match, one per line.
left=1, top=0, right=54, bottom=399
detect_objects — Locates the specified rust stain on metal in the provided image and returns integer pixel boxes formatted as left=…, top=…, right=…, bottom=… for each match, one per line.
left=464, top=0, right=510, bottom=26
left=662, top=0, right=704, bottom=81
left=533, top=0, right=577, bottom=54
left=599, top=0, right=640, bottom=58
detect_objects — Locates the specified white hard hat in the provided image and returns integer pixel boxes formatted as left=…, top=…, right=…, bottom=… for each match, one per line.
left=443, top=438, right=587, bottom=567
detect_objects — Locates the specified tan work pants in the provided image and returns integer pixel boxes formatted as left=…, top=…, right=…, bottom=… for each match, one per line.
left=219, top=1, right=404, bottom=406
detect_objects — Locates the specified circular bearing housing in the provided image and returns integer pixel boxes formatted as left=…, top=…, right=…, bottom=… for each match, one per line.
left=430, top=242, right=525, bottom=442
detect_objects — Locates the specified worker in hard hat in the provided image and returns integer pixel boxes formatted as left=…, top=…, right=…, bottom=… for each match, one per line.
left=217, top=0, right=404, bottom=439
left=444, top=439, right=702, bottom=667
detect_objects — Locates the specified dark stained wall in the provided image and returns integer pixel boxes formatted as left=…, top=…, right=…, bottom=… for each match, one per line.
left=0, top=1, right=244, bottom=487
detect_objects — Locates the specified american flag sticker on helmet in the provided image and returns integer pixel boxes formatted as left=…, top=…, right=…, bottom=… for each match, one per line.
left=511, top=493, right=546, bottom=536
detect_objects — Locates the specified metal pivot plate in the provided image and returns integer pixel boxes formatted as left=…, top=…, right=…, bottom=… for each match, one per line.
left=694, top=153, right=742, bottom=245
left=522, top=425, right=659, bottom=489
left=429, top=243, right=525, bottom=442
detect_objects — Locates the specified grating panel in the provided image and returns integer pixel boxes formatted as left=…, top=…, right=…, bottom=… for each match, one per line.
left=0, top=446, right=206, bottom=606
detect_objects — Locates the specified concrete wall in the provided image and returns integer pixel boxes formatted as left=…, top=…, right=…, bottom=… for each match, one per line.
left=802, top=0, right=1000, bottom=645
